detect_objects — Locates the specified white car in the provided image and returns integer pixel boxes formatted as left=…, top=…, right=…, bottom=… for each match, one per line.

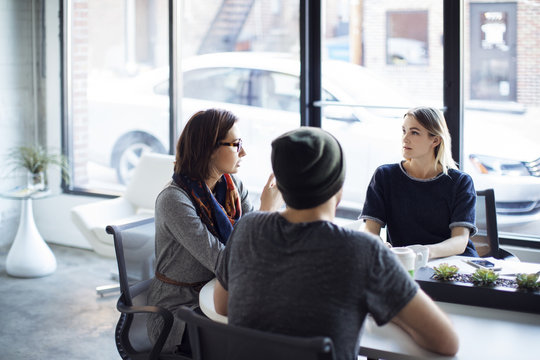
left=87, top=52, right=540, bottom=228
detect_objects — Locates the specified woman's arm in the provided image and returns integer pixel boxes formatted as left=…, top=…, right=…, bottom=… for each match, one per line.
left=259, top=173, right=283, bottom=211
left=364, top=219, right=382, bottom=236
left=425, top=226, right=469, bottom=259
left=393, top=289, right=459, bottom=356
left=363, top=219, right=393, bottom=247
left=157, top=187, right=225, bottom=272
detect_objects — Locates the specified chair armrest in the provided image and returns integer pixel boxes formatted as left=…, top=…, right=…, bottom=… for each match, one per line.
left=71, top=197, right=136, bottom=230
left=117, top=298, right=174, bottom=360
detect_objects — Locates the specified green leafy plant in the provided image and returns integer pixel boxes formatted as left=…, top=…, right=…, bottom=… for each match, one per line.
left=5, top=145, right=70, bottom=186
left=433, top=263, right=459, bottom=281
left=515, top=273, right=540, bottom=291
left=471, top=268, right=499, bottom=286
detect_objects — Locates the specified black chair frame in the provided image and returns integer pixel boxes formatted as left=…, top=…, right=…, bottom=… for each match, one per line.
left=474, top=189, right=517, bottom=260
left=177, top=306, right=335, bottom=360
left=108, top=218, right=188, bottom=360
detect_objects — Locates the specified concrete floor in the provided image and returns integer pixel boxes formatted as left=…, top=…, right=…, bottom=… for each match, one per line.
left=0, top=243, right=374, bottom=360
left=0, top=244, right=120, bottom=360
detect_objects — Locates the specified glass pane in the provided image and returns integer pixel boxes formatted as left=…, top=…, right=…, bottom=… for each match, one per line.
left=321, top=0, right=443, bottom=216
left=387, top=11, right=429, bottom=66
left=67, top=0, right=301, bottom=197
left=464, top=1, right=540, bottom=238
left=67, top=0, right=169, bottom=193
left=178, top=1, right=300, bottom=202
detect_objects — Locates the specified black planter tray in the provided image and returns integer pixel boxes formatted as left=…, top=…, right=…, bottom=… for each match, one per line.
left=415, top=267, right=540, bottom=314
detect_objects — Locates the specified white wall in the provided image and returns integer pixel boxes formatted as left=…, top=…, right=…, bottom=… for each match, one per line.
left=0, top=0, right=42, bottom=247
left=0, top=0, right=96, bottom=250
left=32, top=0, right=95, bottom=249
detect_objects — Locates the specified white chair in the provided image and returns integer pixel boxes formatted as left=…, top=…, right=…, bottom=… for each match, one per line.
left=71, top=152, right=174, bottom=294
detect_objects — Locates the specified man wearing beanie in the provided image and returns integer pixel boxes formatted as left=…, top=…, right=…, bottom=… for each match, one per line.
left=213, top=128, right=458, bottom=360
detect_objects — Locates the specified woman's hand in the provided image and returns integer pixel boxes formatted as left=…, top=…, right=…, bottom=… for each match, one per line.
left=259, top=173, right=283, bottom=211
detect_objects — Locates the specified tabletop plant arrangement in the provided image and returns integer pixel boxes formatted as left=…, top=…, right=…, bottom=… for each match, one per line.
left=431, top=263, right=539, bottom=290
left=416, top=262, right=540, bottom=314
left=5, top=145, right=70, bottom=192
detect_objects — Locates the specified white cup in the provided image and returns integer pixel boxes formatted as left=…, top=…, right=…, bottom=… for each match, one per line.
left=391, top=247, right=415, bottom=277
left=406, top=245, right=430, bottom=272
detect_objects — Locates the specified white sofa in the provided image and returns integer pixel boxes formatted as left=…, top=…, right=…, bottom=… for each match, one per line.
left=71, top=152, right=174, bottom=259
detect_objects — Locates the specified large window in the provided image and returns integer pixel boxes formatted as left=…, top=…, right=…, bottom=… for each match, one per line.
left=318, top=0, right=540, bottom=241
left=463, top=0, right=540, bottom=239
left=65, top=0, right=170, bottom=194
left=320, top=0, right=443, bottom=213
left=64, top=0, right=300, bottom=198
left=63, top=0, right=539, bottom=241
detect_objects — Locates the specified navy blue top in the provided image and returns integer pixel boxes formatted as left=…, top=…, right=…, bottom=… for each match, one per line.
left=360, top=162, right=479, bottom=257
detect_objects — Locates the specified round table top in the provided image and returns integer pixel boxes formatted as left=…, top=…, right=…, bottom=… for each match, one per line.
left=0, top=188, right=51, bottom=200
left=199, top=278, right=228, bottom=324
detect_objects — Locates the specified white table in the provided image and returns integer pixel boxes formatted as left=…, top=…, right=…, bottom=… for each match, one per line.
left=360, top=301, right=540, bottom=360
left=199, top=278, right=228, bottom=324
left=200, top=258, right=540, bottom=360
left=363, top=257, right=540, bottom=359
left=2, top=188, right=57, bottom=277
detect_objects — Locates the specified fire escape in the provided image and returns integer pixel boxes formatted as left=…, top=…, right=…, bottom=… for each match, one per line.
left=197, top=0, right=255, bottom=54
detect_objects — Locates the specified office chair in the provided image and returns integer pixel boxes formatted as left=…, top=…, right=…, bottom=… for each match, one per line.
left=108, top=218, right=189, bottom=360
left=177, top=306, right=335, bottom=360
left=472, top=189, right=518, bottom=260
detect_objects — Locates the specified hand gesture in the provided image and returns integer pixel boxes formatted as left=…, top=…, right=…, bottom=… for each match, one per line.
left=259, top=173, right=283, bottom=211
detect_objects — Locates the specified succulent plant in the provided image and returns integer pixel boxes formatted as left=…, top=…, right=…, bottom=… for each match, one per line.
left=471, top=268, right=499, bottom=286
left=433, top=263, right=459, bottom=281
left=515, top=273, right=540, bottom=291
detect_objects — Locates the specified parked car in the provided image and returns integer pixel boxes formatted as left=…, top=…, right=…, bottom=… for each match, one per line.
left=86, top=52, right=540, bottom=228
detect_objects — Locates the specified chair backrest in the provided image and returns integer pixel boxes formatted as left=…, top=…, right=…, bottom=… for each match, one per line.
left=124, top=152, right=175, bottom=210
left=472, top=189, right=517, bottom=260
left=178, top=306, right=335, bottom=360
left=107, top=217, right=156, bottom=301
left=107, top=218, right=185, bottom=360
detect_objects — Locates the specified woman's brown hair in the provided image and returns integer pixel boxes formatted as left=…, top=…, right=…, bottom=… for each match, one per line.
left=174, top=108, right=238, bottom=180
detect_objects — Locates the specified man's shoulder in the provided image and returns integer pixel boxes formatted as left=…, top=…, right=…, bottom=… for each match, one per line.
left=241, top=210, right=276, bottom=221
left=337, top=227, right=383, bottom=248
left=234, top=211, right=277, bottom=231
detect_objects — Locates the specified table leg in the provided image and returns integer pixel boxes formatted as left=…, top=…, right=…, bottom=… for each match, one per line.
left=6, top=198, right=57, bottom=277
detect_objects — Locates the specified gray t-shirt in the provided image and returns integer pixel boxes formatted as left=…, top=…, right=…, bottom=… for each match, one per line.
left=215, top=211, right=418, bottom=360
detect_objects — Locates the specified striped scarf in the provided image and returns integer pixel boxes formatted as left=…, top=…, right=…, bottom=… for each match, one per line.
left=172, top=173, right=241, bottom=244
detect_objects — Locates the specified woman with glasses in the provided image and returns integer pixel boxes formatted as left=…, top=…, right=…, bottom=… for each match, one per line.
left=360, top=106, right=479, bottom=260
left=147, top=108, right=282, bottom=355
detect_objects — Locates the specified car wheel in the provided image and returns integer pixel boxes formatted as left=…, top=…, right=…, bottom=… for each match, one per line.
left=111, top=131, right=166, bottom=184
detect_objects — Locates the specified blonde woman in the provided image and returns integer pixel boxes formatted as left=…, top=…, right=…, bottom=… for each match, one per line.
left=360, top=106, right=479, bottom=259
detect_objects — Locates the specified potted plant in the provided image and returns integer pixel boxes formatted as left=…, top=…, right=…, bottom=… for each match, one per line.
left=5, top=145, right=70, bottom=191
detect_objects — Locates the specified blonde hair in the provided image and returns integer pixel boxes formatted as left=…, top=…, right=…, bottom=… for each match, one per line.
left=404, top=106, right=457, bottom=174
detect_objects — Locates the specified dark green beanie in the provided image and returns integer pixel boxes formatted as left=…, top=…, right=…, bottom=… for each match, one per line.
left=271, top=127, right=345, bottom=209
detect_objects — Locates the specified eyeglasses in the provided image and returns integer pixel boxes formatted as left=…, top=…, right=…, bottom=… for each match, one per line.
left=219, top=139, right=243, bottom=153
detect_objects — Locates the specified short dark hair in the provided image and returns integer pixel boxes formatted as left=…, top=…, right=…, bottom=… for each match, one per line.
left=174, top=108, right=238, bottom=180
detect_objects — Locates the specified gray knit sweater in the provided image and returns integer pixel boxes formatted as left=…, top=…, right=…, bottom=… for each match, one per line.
left=146, top=175, right=252, bottom=353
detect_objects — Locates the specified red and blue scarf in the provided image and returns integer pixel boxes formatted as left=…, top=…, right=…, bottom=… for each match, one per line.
left=173, top=173, right=241, bottom=244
